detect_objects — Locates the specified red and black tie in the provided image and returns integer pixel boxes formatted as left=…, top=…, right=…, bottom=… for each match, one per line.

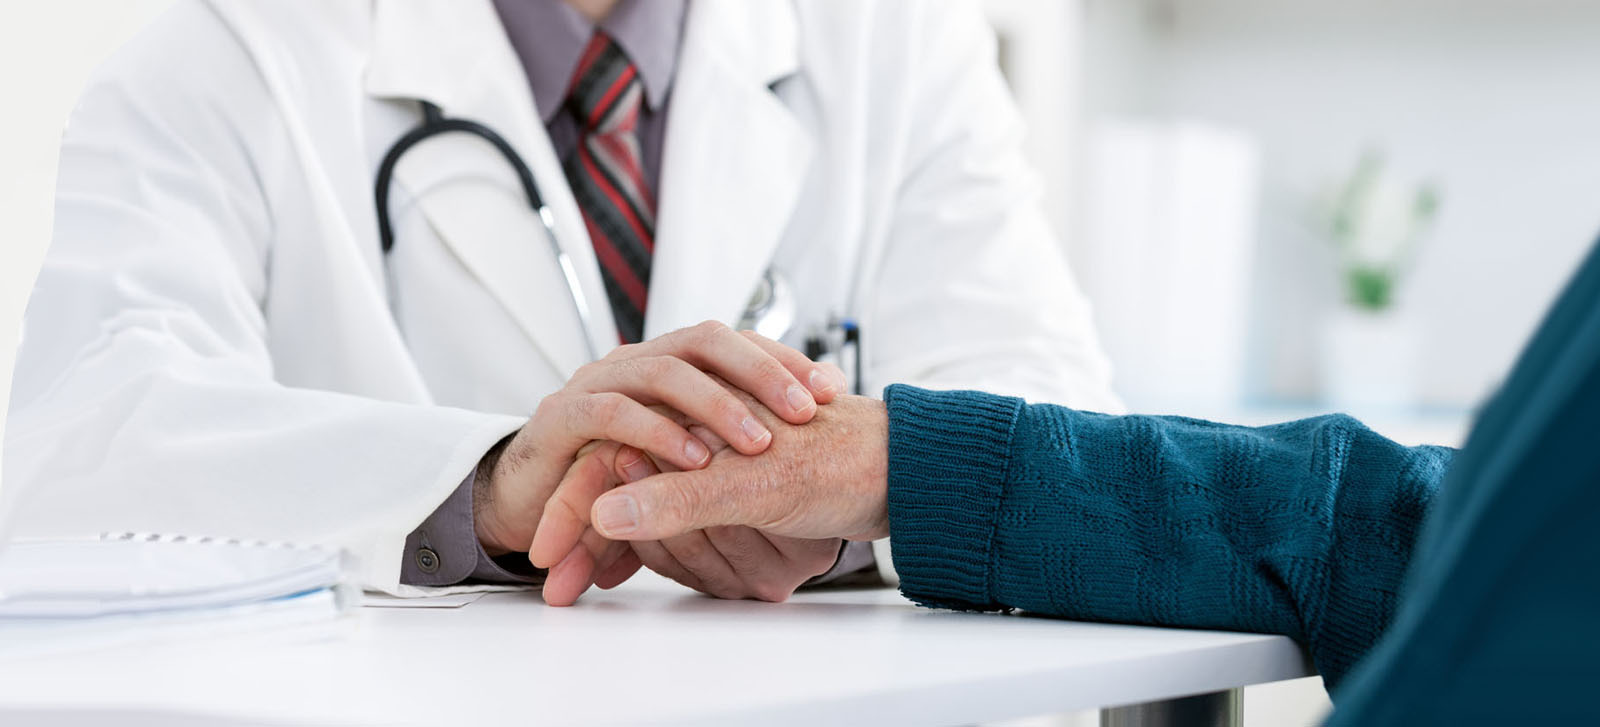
left=564, top=32, right=654, bottom=344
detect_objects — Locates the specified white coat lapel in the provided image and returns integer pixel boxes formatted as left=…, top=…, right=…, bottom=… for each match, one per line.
left=364, top=0, right=617, bottom=377
left=644, top=0, right=816, bottom=339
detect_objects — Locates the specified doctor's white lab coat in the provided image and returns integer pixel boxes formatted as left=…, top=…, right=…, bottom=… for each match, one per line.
left=3, top=0, right=1119, bottom=593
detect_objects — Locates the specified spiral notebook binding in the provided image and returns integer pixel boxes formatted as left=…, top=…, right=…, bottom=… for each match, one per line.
left=100, top=532, right=332, bottom=552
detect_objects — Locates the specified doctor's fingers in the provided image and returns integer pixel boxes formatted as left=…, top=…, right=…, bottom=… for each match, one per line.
left=736, top=329, right=848, bottom=405
left=542, top=535, right=631, bottom=607
left=532, top=390, right=714, bottom=474
left=529, top=443, right=636, bottom=570
left=530, top=441, right=675, bottom=576
left=541, top=537, right=598, bottom=607
left=570, top=355, right=778, bottom=455
left=626, top=320, right=829, bottom=426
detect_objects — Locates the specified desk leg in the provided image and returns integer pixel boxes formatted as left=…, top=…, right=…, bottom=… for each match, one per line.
left=1099, top=688, right=1241, bottom=727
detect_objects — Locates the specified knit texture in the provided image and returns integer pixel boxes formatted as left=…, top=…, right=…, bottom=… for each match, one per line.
left=1324, top=239, right=1600, bottom=725
left=883, top=389, right=1023, bottom=610
left=884, top=385, right=1454, bottom=689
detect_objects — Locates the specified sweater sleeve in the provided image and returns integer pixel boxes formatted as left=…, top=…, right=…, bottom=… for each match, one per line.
left=882, top=385, right=1454, bottom=688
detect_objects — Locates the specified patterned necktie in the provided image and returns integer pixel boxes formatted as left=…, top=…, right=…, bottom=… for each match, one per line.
left=563, top=32, right=655, bottom=344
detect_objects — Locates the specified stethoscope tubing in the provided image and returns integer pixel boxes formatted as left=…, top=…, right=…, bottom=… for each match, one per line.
left=375, top=100, right=598, bottom=362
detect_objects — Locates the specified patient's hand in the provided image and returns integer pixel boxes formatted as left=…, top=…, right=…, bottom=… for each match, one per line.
left=531, top=389, right=889, bottom=605
left=534, top=428, right=842, bottom=607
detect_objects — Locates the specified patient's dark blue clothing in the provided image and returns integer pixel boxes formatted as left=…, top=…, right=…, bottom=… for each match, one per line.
left=882, top=242, right=1600, bottom=723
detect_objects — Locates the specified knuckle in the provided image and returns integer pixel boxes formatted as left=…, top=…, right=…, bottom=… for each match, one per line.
left=583, top=392, right=627, bottom=431
left=693, top=319, right=728, bottom=335
left=709, top=388, right=748, bottom=421
left=566, top=393, right=594, bottom=421
left=753, top=355, right=790, bottom=385
left=531, top=393, right=559, bottom=423
left=573, top=360, right=605, bottom=383
left=607, top=356, right=644, bottom=383
left=637, top=355, right=681, bottom=383
left=561, top=397, right=590, bottom=434
left=690, top=319, right=729, bottom=345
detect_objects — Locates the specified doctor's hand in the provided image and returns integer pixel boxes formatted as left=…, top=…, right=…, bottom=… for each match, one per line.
left=473, top=322, right=846, bottom=559
left=530, top=429, right=843, bottom=607
left=528, top=389, right=889, bottom=605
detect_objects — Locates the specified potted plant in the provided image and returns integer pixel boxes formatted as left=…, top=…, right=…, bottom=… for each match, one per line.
left=1317, top=150, right=1441, bottom=414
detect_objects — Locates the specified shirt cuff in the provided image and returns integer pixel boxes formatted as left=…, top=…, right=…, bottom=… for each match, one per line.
left=401, top=467, right=543, bottom=587
left=804, top=540, right=881, bottom=587
left=871, top=538, right=899, bottom=587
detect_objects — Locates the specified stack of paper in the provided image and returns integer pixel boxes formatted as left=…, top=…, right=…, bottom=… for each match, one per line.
left=0, top=534, right=355, bottom=657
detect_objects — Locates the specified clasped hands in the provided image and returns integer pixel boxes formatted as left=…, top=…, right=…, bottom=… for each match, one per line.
left=474, top=321, right=889, bottom=607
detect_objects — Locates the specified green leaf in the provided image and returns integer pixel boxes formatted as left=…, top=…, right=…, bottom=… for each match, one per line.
left=1346, top=266, right=1394, bottom=310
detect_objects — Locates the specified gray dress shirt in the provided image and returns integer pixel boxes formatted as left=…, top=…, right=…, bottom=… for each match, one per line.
left=401, top=0, right=877, bottom=587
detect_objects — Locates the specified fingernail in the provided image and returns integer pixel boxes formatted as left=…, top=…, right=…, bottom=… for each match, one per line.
left=595, top=495, right=639, bottom=536
left=809, top=368, right=837, bottom=395
left=786, top=383, right=814, bottom=412
left=741, top=416, right=771, bottom=445
left=684, top=438, right=710, bottom=466
left=620, top=452, right=653, bottom=482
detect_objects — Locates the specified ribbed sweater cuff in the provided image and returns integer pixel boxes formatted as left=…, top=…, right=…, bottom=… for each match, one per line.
left=883, top=385, right=1023, bottom=611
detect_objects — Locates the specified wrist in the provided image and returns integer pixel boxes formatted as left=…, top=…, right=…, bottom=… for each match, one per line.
left=473, top=434, right=516, bottom=555
left=849, top=396, right=892, bottom=539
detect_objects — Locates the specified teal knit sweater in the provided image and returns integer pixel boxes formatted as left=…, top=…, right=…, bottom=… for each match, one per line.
left=883, top=386, right=1452, bottom=689
left=881, top=241, right=1600, bottom=724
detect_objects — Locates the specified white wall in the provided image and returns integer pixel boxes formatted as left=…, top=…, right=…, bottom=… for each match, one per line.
left=1084, top=0, right=1600, bottom=408
left=0, top=0, right=180, bottom=528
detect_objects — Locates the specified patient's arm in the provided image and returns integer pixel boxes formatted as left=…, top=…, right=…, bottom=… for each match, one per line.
left=881, top=386, right=1454, bottom=689
left=534, top=384, right=1453, bottom=688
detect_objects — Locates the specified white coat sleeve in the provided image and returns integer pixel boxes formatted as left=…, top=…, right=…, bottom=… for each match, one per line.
left=863, top=2, right=1123, bottom=414
left=0, top=8, right=522, bottom=595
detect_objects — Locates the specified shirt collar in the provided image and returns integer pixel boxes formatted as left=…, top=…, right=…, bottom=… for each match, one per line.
left=494, top=0, right=687, bottom=125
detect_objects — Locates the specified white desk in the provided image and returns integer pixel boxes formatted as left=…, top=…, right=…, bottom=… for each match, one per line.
left=0, top=572, right=1312, bottom=726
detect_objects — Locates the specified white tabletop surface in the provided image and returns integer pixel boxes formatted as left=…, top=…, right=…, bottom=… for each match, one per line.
left=0, top=572, right=1312, bottom=726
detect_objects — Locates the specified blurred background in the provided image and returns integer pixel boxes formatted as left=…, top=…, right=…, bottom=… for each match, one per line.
left=4, top=1, right=1599, bottom=725
left=988, top=0, right=1600, bottom=434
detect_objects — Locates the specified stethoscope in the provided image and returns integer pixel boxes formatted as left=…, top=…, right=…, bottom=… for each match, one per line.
left=374, top=100, right=862, bottom=392
left=374, top=100, right=599, bottom=361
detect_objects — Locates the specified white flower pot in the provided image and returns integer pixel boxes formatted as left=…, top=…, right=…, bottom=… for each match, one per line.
left=1319, top=308, right=1420, bottom=416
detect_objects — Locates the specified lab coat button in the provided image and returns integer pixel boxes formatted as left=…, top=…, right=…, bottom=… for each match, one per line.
left=416, top=547, right=441, bottom=574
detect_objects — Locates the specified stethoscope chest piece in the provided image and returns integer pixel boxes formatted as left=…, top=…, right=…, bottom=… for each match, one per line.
left=738, top=269, right=796, bottom=342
